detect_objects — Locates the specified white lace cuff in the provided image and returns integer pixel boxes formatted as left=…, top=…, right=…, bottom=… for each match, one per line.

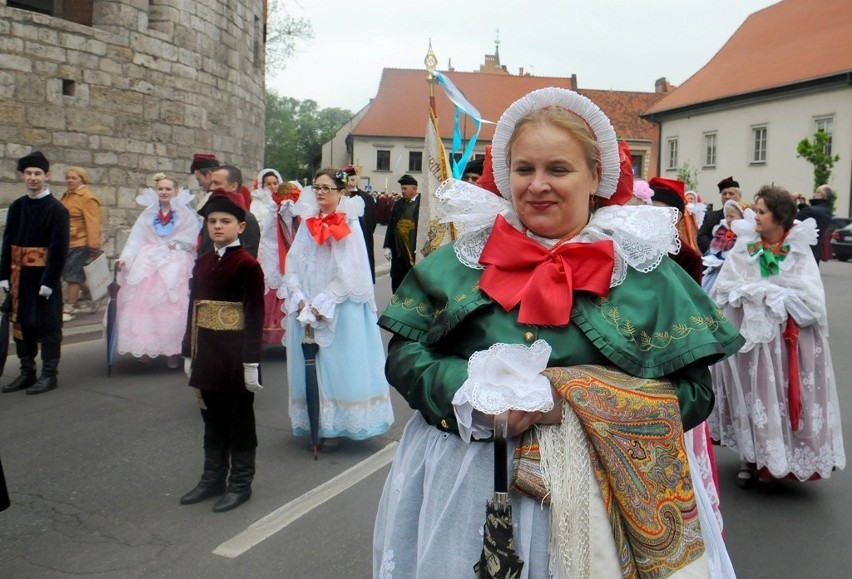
left=452, top=340, right=554, bottom=442
left=310, top=292, right=337, bottom=322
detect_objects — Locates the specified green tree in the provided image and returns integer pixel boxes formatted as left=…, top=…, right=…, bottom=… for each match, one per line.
left=796, top=131, right=840, bottom=192
left=264, top=91, right=353, bottom=183
left=676, top=160, right=700, bottom=191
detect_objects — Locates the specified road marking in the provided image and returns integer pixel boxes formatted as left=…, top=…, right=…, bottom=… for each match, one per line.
left=213, top=441, right=398, bottom=558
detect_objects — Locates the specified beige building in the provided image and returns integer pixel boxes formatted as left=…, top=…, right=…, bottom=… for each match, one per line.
left=324, top=52, right=667, bottom=194
left=645, top=0, right=852, bottom=215
left=0, top=0, right=266, bottom=254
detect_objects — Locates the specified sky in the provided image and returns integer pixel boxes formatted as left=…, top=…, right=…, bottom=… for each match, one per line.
left=267, top=0, right=781, bottom=114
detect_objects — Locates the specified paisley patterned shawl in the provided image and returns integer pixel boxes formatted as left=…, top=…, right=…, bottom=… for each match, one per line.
left=524, top=366, right=705, bottom=578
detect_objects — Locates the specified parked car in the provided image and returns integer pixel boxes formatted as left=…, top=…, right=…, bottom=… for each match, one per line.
left=831, top=221, right=852, bottom=261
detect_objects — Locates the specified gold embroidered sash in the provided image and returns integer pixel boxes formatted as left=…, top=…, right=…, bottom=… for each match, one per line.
left=9, top=245, right=49, bottom=331
left=190, top=299, right=245, bottom=361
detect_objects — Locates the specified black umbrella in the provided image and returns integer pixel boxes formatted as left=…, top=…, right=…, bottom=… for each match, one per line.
left=301, top=325, right=321, bottom=459
left=105, top=269, right=120, bottom=376
left=0, top=291, right=10, bottom=377
left=474, top=412, right=525, bottom=578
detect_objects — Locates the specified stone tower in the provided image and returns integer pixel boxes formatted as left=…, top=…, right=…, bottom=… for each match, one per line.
left=0, top=0, right=266, bottom=256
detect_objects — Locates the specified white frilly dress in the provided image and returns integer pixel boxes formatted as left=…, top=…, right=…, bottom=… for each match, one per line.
left=708, top=218, right=845, bottom=480
left=283, top=191, right=394, bottom=440
left=373, top=180, right=736, bottom=579
left=114, top=187, right=200, bottom=358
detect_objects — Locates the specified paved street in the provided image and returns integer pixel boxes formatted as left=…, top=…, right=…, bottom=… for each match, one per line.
left=1, top=259, right=852, bottom=578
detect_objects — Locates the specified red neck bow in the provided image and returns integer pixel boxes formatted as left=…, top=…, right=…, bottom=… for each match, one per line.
left=478, top=215, right=615, bottom=326
left=305, top=212, right=350, bottom=245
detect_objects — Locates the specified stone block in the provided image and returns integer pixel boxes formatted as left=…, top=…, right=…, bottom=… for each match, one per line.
left=53, top=132, right=90, bottom=148
left=18, top=127, right=51, bottom=146
left=94, top=151, right=118, bottom=166
left=26, top=105, right=66, bottom=130
left=132, top=53, right=172, bottom=74
left=0, top=71, right=14, bottom=99
left=60, top=147, right=93, bottom=165
left=171, top=62, right=197, bottom=81
left=159, top=101, right=184, bottom=124
left=83, top=69, right=114, bottom=87
left=99, top=58, right=123, bottom=76
left=67, top=51, right=100, bottom=69
left=0, top=55, right=33, bottom=73
left=66, top=109, right=113, bottom=134
left=0, top=36, right=24, bottom=52
left=24, top=41, right=66, bottom=63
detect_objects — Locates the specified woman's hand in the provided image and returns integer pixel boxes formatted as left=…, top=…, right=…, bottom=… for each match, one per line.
left=505, top=387, right=563, bottom=437
left=297, top=300, right=306, bottom=312
left=115, top=261, right=124, bottom=271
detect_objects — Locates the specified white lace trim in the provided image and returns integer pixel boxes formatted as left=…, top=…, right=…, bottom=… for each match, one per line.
left=539, top=406, right=593, bottom=578
left=435, top=178, right=679, bottom=284
left=452, top=340, right=554, bottom=441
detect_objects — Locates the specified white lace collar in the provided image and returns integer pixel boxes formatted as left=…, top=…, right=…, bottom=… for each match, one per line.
left=435, top=178, right=680, bottom=288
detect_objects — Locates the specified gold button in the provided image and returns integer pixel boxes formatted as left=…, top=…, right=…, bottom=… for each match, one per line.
left=523, top=331, right=535, bottom=343
left=440, top=419, right=449, bottom=429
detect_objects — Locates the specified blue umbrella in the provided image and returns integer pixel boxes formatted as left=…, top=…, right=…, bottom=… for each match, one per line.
left=105, top=269, right=120, bottom=376
left=301, top=325, right=321, bottom=459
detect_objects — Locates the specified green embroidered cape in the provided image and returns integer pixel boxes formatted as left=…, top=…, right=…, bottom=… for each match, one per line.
left=379, top=244, right=744, bottom=434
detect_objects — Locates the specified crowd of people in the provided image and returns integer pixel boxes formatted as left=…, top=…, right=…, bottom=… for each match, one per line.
left=0, top=85, right=846, bottom=576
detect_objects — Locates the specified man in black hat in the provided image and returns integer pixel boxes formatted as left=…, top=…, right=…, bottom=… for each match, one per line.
left=797, top=184, right=836, bottom=265
left=342, top=165, right=378, bottom=282
left=1, top=151, right=70, bottom=395
left=462, top=158, right=483, bottom=183
left=383, top=174, right=420, bottom=292
left=697, top=176, right=742, bottom=253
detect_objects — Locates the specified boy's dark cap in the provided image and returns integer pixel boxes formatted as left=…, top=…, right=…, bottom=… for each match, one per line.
left=190, top=153, right=220, bottom=174
left=17, top=150, right=50, bottom=173
left=199, top=188, right=246, bottom=221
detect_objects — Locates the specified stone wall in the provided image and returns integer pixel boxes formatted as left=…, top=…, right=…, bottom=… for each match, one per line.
left=0, top=0, right=265, bottom=258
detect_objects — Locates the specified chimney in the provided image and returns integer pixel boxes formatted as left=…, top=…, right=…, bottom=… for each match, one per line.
left=519, top=66, right=524, bottom=76
left=655, top=77, right=673, bottom=94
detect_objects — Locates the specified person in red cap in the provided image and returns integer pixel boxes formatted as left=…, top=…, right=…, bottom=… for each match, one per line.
left=189, top=153, right=220, bottom=207
left=697, top=176, right=742, bottom=253
left=179, top=188, right=265, bottom=512
left=648, top=177, right=704, bottom=284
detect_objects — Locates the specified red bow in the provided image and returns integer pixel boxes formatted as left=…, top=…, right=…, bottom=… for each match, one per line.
left=305, top=212, right=350, bottom=245
left=478, top=215, right=615, bottom=326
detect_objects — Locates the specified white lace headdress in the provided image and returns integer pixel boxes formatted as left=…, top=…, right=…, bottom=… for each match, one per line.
left=435, top=88, right=678, bottom=283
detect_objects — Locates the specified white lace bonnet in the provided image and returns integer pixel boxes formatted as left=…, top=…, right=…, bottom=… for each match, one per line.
left=490, top=87, right=620, bottom=201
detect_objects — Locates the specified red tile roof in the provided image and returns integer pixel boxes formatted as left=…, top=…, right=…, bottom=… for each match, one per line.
left=353, top=69, right=661, bottom=142
left=577, top=89, right=663, bottom=141
left=648, top=0, right=852, bottom=115
left=353, top=69, right=575, bottom=140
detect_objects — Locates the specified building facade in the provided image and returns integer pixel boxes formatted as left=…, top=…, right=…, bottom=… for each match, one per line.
left=645, top=0, right=851, bottom=215
left=0, top=0, right=266, bottom=254
left=324, top=61, right=666, bottom=194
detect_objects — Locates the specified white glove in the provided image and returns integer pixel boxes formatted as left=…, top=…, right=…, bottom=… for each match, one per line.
left=383, top=247, right=392, bottom=261
left=39, top=285, right=52, bottom=298
left=184, top=357, right=192, bottom=377
left=243, top=363, right=263, bottom=392
left=0, top=280, right=8, bottom=291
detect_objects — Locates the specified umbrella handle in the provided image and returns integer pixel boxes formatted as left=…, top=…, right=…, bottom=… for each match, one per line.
left=494, top=411, right=509, bottom=496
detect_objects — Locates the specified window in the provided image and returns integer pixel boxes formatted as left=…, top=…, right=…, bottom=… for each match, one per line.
left=630, top=154, right=644, bottom=177
left=408, top=151, right=423, bottom=172
left=814, top=117, right=834, bottom=156
left=9, top=0, right=94, bottom=26
left=703, top=133, right=717, bottom=167
left=666, top=138, right=679, bottom=170
left=751, top=126, right=767, bottom=163
left=376, top=150, right=390, bottom=171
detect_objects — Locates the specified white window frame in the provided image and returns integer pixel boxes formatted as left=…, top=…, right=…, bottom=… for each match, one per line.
left=814, top=116, right=834, bottom=156
left=751, top=125, right=767, bottom=164
left=703, top=132, right=717, bottom=168
left=666, top=138, right=679, bottom=170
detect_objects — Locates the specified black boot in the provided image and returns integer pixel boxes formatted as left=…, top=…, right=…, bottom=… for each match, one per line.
left=2, top=355, right=37, bottom=393
left=180, top=446, right=228, bottom=505
left=26, top=358, right=59, bottom=395
left=213, top=449, right=255, bottom=513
